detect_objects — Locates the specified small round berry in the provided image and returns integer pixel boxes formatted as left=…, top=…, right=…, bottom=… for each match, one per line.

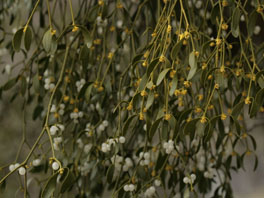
left=32, top=159, right=41, bottom=167
left=9, top=164, right=15, bottom=172
left=52, top=162, right=59, bottom=170
left=183, top=177, right=190, bottom=184
left=124, top=184, right=129, bottom=192
left=50, top=126, right=58, bottom=135
left=119, top=136, right=126, bottom=144
left=18, top=167, right=26, bottom=175
left=154, top=179, right=161, bottom=186
left=128, top=184, right=135, bottom=191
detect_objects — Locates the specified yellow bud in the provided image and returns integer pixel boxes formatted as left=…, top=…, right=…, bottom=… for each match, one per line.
left=221, top=113, right=227, bottom=120
left=214, top=84, right=219, bottom=89
left=141, top=90, right=147, bottom=97
left=108, top=52, right=114, bottom=59
left=220, top=65, right=225, bottom=73
left=257, top=6, right=263, bottom=13
left=127, top=103, right=133, bottom=111
left=151, top=32, right=157, bottom=37
left=183, top=39, right=188, bottom=45
left=208, top=75, right=213, bottom=80
left=142, top=61, right=147, bottom=67
left=72, top=25, right=79, bottom=32
left=210, top=42, right=215, bottom=47
left=167, top=25, right=172, bottom=33
left=97, top=86, right=104, bottom=92
left=159, top=55, right=165, bottom=62
left=139, top=112, right=144, bottom=120
left=98, top=0, right=104, bottom=6
left=215, top=38, right=222, bottom=45
left=164, top=113, right=171, bottom=120
left=110, top=26, right=115, bottom=32
left=63, top=95, right=69, bottom=102
left=51, top=29, right=56, bottom=35
left=116, top=2, right=123, bottom=8
left=222, top=0, right=228, bottom=7
left=245, top=97, right=251, bottom=105
left=144, top=51, right=149, bottom=58
left=198, top=94, right=203, bottom=101
left=70, top=99, right=75, bottom=104
left=200, top=116, right=207, bottom=123
left=208, top=104, right=214, bottom=110
left=221, top=23, right=228, bottom=30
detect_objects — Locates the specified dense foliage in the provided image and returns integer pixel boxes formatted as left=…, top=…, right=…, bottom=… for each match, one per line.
left=1, top=0, right=264, bottom=197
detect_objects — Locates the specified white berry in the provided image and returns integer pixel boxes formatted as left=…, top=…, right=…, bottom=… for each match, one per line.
left=18, top=167, right=26, bottom=175
left=119, top=136, right=126, bottom=144
left=52, top=162, right=59, bottom=170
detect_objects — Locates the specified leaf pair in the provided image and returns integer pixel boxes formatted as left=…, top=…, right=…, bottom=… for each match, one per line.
left=12, top=27, right=32, bottom=52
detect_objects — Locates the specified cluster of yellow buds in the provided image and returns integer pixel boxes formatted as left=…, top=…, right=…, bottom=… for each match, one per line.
left=183, top=80, right=192, bottom=88
left=221, top=113, right=227, bottom=120
left=174, top=88, right=187, bottom=96
left=200, top=116, right=207, bottom=123
left=127, top=103, right=133, bottom=111
left=221, top=23, right=228, bottom=30
left=141, top=90, right=147, bottom=97
left=245, top=96, right=251, bottom=104
left=167, top=25, right=172, bottom=33
left=159, top=55, right=165, bottom=62
left=164, top=113, right=171, bottom=120
left=169, top=69, right=176, bottom=78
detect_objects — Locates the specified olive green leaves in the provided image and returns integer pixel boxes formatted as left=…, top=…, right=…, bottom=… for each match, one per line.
left=231, top=7, right=240, bottom=38
left=187, top=51, right=197, bottom=80
left=42, top=29, right=57, bottom=54
left=12, top=26, right=33, bottom=52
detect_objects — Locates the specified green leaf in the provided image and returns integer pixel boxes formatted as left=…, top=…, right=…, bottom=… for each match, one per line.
left=106, top=165, right=115, bottom=184
left=41, top=173, right=59, bottom=198
left=145, top=91, right=154, bottom=110
left=33, top=74, right=40, bottom=93
left=33, top=105, right=44, bottom=120
left=148, top=118, right=162, bottom=142
left=169, top=75, right=178, bottom=96
left=60, top=168, right=75, bottom=193
left=2, top=78, right=17, bottom=90
left=231, top=7, right=240, bottom=38
left=155, top=152, right=167, bottom=171
left=137, top=166, right=147, bottom=180
left=196, top=121, right=206, bottom=137
left=184, top=118, right=200, bottom=135
left=156, top=68, right=170, bottom=86
left=12, top=28, right=23, bottom=52
left=254, top=154, right=258, bottom=171
left=248, top=11, right=258, bottom=37
left=85, top=84, right=93, bottom=103
left=146, top=58, right=159, bottom=78
left=184, top=188, right=190, bottom=198
left=20, top=76, right=27, bottom=96
left=170, top=40, right=182, bottom=60
left=250, top=88, right=264, bottom=117
left=123, top=114, right=137, bottom=135
left=42, top=30, right=57, bottom=54
left=231, top=101, right=244, bottom=119
left=138, top=74, right=148, bottom=92
left=24, top=26, right=32, bottom=51
left=81, top=28, right=92, bottom=48
left=187, top=51, right=197, bottom=80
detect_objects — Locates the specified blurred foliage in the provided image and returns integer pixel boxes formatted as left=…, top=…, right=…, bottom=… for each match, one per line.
left=1, top=0, right=264, bottom=197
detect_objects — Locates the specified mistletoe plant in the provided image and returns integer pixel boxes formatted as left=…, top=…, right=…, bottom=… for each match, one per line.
left=0, top=0, right=264, bottom=197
